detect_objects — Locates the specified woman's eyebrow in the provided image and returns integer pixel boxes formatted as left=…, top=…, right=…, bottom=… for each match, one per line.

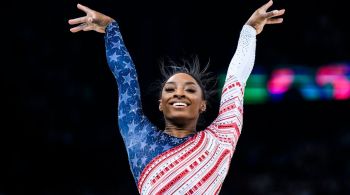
left=165, top=81, right=196, bottom=85
left=164, top=82, right=175, bottom=85
left=184, top=81, right=196, bottom=85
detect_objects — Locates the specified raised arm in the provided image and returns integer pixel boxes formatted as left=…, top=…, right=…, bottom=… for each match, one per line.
left=68, top=4, right=157, bottom=139
left=207, top=0, right=285, bottom=145
left=227, top=0, right=285, bottom=84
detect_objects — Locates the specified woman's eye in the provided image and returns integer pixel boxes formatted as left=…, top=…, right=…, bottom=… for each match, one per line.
left=165, top=88, right=174, bottom=92
left=186, top=89, right=196, bottom=93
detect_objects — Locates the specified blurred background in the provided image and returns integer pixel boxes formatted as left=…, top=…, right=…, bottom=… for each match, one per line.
left=2, top=0, right=349, bottom=194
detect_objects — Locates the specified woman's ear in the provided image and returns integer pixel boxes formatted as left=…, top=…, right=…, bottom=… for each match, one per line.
left=159, top=100, right=163, bottom=112
left=200, top=101, right=207, bottom=113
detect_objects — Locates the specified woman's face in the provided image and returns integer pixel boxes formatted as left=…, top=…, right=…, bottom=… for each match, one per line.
left=159, top=73, right=206, bottom=125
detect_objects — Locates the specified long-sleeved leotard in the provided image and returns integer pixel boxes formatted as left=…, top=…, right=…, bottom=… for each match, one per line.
left=104, top=21, right=256, bottom=195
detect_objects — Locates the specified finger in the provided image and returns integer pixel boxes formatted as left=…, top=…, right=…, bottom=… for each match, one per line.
left=261, top=0, right=273, bottom=11
left=273, top=9, right=285, bottom=17
left=266, top=18, right=284, bottom=24
left=68, top=16, right=87, bottom=25
left=70, top=26, right=83, bottom=33
left=69, top=23, right=87, bottom=33
left=83, top=25, right=94, bottom=31
left=77, top=3, right=93, bottom=13
left=265, top=9, right=285, bottom=19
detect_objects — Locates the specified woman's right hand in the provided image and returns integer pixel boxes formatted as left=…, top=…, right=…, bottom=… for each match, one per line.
left=68, top=4, right=114, bottom=33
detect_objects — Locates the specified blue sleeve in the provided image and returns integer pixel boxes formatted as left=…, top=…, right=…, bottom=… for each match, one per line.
left=104, top=21, right=157, bottom=140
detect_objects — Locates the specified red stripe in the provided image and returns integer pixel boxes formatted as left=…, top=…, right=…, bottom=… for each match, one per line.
left=221, top=81, right=241, bottom=96
left=214, top=184, right=222, bottom=195
left=148, top=133, right=208, bottom=194
left=139, top=132, right=206, bottom=191
left=186, top=149, right=230, bottom=194
left=204, top=174, right=220, bottom=194
left=138, top=133, right=198, bottom=189
left=219, top=104, right=236, bottom=115
left=150, top=133, right=205, bottom=186
left=155, top=169, right=190, bottom=195
left=174, top=143, right=220, bottom=194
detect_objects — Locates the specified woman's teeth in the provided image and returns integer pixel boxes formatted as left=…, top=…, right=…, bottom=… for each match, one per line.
left=173, top=102, right=187, bottom=107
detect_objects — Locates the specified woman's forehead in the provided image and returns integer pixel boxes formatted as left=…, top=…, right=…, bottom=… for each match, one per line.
left=166, top=73, right=198, bottom=84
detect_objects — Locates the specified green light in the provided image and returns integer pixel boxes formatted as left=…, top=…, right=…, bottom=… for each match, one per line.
left=217, top=73, right=268, bottom=104
left=245, top=74, right=268, bottom=104
left=244, top=88, right=268, bottom=104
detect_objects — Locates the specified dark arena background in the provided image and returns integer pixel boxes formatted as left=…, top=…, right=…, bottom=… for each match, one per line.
left=2, top=0, right=349, bottom=194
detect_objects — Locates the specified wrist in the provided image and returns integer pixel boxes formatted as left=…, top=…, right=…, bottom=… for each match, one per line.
left=243, top=24, right=257, bottom=36
left=101, top=17, right=115, bottom=33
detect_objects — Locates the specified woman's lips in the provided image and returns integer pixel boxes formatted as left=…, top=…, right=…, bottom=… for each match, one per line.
left=172, top=102, right=188, bottom=108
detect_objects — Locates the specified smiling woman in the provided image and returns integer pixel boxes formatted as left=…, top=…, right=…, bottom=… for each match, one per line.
left=160, top=72, right=207, bottom=138
left=68, top=1, right=285, bottom=194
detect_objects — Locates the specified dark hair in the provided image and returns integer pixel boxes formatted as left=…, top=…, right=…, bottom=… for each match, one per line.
left=158, top=56, right=217, bottom=101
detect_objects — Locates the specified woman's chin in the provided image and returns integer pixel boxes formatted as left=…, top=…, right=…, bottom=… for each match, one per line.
left=166, top=114, right=196, bottom=123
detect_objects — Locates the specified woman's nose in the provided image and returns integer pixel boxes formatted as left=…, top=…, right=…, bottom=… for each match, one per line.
left=174, top=89, right=185, bottom=97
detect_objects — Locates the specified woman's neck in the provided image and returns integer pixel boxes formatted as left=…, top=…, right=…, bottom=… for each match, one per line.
left=164, top=123, right=196, bottom=138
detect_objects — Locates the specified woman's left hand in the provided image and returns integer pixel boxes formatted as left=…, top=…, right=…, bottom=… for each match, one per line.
left=246, top=0, right=285, bottom=35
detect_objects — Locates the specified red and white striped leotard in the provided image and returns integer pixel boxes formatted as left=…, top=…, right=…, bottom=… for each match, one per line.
left=136, top=25, right=256, bottom=194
